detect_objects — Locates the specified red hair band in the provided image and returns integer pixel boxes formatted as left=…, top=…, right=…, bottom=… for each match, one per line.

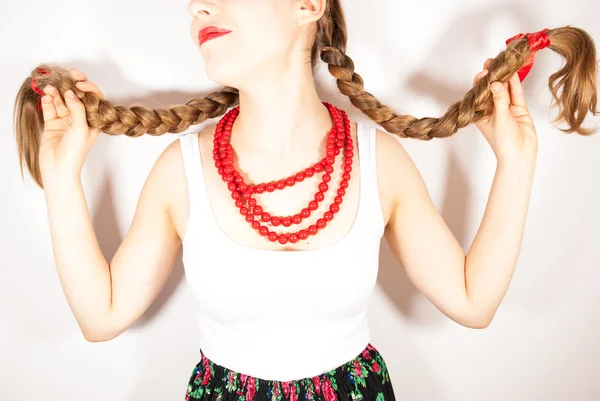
left=30, top=68, right=50, bottom=110
left=505, top=28, right=551, bottom=82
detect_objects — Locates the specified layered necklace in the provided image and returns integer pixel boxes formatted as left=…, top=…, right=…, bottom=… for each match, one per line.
left=212, top=102, right=353, bottom=245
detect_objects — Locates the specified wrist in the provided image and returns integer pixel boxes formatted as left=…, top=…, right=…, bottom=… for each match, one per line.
left=41, top=169, right=82, bottom=190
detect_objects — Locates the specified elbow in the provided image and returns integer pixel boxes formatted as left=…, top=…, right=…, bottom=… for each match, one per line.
left=461, top=317, right=493, bottom=329
left=79, top=312, right=124, bottom=342
left=81, top=329, right=120, bottom=343
left=454, top=306, right=496, bottom=329
left=82, top=328, right=123, bottom=342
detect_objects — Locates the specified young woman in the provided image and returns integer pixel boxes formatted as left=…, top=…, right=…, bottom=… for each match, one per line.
left=12, top=0, right=598, bottom=400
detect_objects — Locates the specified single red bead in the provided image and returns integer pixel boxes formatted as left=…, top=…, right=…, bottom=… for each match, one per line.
left=337, top=133, right=345, bottom=140
left=344, top=165, right=352, bottom=173
left=346, top=151, right=354, bottom=158
left=325, top=165, right=334, bottom=174
left=314, top=164, right=323, bottom=173
left=231, top=191, right=241, bottom=200
left=325, top=156, right=335, bottom=165
left=301, top=208, right=311, bottom=218
left=295, top=172, right=305, bottom=182
left=342, top=173, right=351, bottom=181
left=299, top=230, right=309, bottom=240
left=234, top=176, right=244, bottom=184
left=327, top=149, right=336, bottom=157
left=292, top=214, right=303, bottom=224
left=238, top=183, right=248, bottom=192
left=218, top=167, right=225, bottom=175
left=330, top=203, right=340, bottom=213
left=259, top=226, right=269, bottom=236
left=322, top=174, right=331, bottom=183
left=266, top=183, right=275, bottom=192
left=276, top=180, right=286, bottom=190
left=346, top=144, right=354, bottom=151
left=242, top=191, right=252, bottom=200
left=228, top=182, right=237, bottom=191
left=281, top=217, right=292, bottom=227
left=271, top=217, right=281, bottom=226
left=308, top=225, right=318, bottom=235
left=315, top=192, right=324, bottom=202
left=305, top=168, right=315, bottom=178
left=336, top=140, right=344, bottom=148
left=268, top=232, right=278, bottom=242
left=318, top=183, right=328, bottom=192
left=235, top=199, right=244, bottom=208
left=337, top=188, right=346, bottom=196
left=245, top=214, right=255, bottom=223
left=278, top=234, right=288, bottom=245
left=252, top=221, right=260, bottom=229
left=248, top=198, right=257, bottom=207
left=261, top=213, right=271, bottom=222
left=224, top=166, right=234, bottom=174
left=334, top=196, right=343, bottom=204
left=240, top=207, right=249, bottom=215
left=253, top=206, right=263, bottom=215
left=285, top=177, right=296, bottom=186
left=324, top=211, right=334, bottom=221
left=289, top=234, right=299, bottom=244
left=255, top=184, right=266, bottom=194
left=215, top=161, right=222, bottom=168
left=317, top=219, right=327, bottom=229
left=308, top=201, right=319, bottom=210
left=340, top=180, right=348, bottom=189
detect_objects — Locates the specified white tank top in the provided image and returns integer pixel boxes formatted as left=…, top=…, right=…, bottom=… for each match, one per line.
left=178, top=121, right=385, bottom=381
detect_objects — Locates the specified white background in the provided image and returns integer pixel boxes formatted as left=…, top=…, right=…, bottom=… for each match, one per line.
left=1, top=1, right=599, bottom=400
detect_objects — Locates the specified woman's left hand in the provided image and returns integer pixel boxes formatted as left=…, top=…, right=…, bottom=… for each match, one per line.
left=472, top=58, right=539, bottom=166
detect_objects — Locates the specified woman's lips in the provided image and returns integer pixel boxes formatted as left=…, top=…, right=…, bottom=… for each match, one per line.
left=198, top=27, right=231, bottom=46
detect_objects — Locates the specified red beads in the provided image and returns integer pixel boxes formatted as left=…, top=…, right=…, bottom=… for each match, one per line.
left=212, top=102, right=353, bottom=244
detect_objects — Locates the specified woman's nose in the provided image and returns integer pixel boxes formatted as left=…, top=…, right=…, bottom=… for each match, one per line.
left=187, top=0, right=217, bottom=18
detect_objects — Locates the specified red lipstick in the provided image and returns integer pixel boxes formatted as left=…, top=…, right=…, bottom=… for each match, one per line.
left=198, top=26, right=231, bottom=46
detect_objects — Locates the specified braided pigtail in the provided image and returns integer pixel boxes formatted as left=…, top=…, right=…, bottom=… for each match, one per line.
left=313, top=2, right=598, bottom=139
left=13, top=64, right=240, bottom=188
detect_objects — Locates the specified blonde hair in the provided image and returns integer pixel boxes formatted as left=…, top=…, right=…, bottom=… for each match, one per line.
left=14, top=0, right=600, bottom=188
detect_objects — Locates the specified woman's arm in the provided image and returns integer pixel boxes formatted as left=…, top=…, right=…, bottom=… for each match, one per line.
left=43, top=139, right=184, bottom=341
left=378, top=130, right=536, bottom=328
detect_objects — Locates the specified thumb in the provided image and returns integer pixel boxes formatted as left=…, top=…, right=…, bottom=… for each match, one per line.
left=63, top=90, right=88, bottom=128
left=490, top=81, right=510, bottom=116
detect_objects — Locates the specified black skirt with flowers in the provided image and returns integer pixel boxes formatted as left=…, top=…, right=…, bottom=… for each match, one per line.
left=184, top=342, right=396, bottom=401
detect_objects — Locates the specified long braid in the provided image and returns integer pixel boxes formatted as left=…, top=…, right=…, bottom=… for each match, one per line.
left=314, top=2, right=598, bottom=139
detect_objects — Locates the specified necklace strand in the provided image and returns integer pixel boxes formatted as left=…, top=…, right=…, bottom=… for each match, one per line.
left=212, top=102, right=353, bottom=244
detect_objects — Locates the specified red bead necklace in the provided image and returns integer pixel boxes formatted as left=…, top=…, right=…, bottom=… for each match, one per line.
left=212, top=102, right=354, bottom=245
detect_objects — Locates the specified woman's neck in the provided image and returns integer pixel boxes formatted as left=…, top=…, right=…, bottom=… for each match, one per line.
left=231, top=70, right=334, bottom=157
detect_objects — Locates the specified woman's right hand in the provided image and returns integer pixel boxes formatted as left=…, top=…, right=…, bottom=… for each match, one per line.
left=39, top=68, right=105, bottom=182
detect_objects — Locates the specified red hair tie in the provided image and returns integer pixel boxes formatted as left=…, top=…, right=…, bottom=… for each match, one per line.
left=31, top=68, right=51, bottom=110
left=505, top=28, right=551, bottom=82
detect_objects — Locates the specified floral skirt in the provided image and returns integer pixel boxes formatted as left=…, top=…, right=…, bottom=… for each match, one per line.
left=184, top=342, right=396, bottom=401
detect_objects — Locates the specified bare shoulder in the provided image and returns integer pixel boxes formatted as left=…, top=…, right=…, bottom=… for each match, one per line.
left=374, top=128, right=430, bottom=227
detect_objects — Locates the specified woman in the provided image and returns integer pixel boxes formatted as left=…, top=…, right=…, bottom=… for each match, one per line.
left=12, top=0, right=598, bottom=400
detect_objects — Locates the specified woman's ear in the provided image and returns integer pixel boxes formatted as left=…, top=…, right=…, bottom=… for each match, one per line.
left=297, top=0, right=326, bottom=25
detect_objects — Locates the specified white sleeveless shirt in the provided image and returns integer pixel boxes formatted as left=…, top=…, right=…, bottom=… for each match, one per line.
left=178, top=122, right=385, bottom=381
